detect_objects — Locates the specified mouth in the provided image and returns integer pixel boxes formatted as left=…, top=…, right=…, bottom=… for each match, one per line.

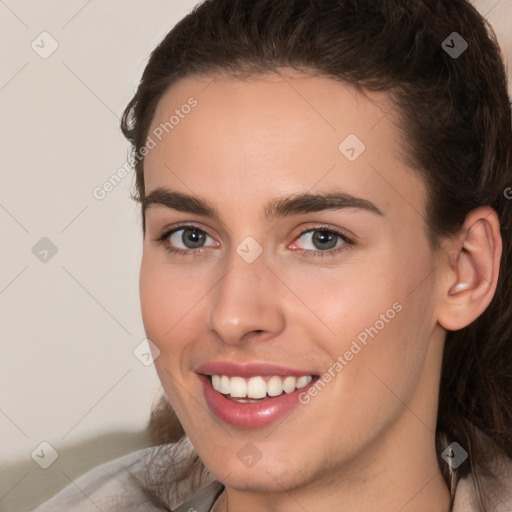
left=197, top=369, right=320, bottom=428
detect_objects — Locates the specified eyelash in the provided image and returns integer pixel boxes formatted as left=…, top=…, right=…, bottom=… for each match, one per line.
left=154, top=224, right=355, bottom=259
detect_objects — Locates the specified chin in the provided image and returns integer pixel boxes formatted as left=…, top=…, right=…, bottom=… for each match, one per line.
left=216, top=472, right=291, bottom=493
left=206, top=457, right=315, bottom=493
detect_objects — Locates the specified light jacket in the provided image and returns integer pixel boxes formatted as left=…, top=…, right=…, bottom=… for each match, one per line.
left=31, top=435, right=512, bottom=511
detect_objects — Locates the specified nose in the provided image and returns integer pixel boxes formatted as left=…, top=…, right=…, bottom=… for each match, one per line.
left=205, top=247, right=286, bottom=346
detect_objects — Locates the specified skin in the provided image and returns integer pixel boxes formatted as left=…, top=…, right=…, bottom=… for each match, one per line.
left=139, top=68, right=502, bottom=512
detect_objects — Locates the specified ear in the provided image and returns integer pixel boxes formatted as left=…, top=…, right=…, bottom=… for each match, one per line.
left=437, top=206, right=502, bottom=331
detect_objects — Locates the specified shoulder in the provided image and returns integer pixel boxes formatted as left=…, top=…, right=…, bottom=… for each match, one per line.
left=30, top=436, right=215, bottom=512
left=30, top=447, right=166, bottom=512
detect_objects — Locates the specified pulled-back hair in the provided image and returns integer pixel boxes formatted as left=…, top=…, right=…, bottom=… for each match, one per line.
left=121, top=1, right=512, bottom=509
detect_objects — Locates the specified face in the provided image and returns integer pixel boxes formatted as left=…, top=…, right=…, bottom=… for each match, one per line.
left=139, top=69, right=447, bottom=494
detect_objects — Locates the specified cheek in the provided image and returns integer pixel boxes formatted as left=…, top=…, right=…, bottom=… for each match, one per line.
left=139, top=259, right=168, bottom=342
left=305, top=239, right=436, bottom=382
left=334, top=246, right=438, bottom=403
left=275, top=247, right=401, bottom=339
left=139, top=257, right=200, bottom=408
left=139, top=249, right=204, bottom=343
left=138, top=255, right=194, bottom=353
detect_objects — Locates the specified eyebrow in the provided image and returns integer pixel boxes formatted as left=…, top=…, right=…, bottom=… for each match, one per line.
left=142, top=187, right=384, bottom=221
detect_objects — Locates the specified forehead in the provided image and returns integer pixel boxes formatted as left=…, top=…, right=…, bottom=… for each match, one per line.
left=147, top=68, right=397, bottom=153
left=143, top=68, right=426, bottom=225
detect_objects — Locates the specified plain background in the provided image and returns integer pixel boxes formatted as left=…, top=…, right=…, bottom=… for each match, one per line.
left=0, top=0, right=511, bottom=510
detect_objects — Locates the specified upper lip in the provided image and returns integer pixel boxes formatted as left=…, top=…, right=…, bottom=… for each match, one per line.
left=195, top=361, right=317, bottom=378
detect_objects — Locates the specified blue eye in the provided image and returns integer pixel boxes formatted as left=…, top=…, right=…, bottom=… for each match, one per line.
left=290, top=227, right=354, bottom=258
left=155, top=225, right=354, bottom=258
left=297, top=230, right=342, bottom=250
left=156, top=226, right=217, bottom=255
left=169, top=227, right=212, bottom=249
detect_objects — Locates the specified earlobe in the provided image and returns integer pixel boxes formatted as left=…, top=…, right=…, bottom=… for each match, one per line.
left=437, top=206, right=502, bottom=332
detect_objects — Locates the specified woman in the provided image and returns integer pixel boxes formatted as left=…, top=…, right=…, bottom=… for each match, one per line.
left=32, top=0, right=512, bottom=510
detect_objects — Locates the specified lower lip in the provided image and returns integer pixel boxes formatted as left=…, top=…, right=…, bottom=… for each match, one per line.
left=198, top=374, right=318, bottom=428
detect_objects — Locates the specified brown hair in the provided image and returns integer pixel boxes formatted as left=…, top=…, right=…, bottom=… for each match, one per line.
left=121, top=0, right=512, bottom=509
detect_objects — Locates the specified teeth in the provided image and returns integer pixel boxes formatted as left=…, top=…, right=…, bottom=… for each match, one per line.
left=296, top=376, right=310, bottom=389
left=247, top=376, right=267, bottom=399
left=219, top=375, right=230, bottom=394
left=282, top=376, right=296, bottom=393
left=267, top=376, right=284, bottom=397
left=230, top=376, right=247, bottom=398
left=210, top=374, right=313, bottom=398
